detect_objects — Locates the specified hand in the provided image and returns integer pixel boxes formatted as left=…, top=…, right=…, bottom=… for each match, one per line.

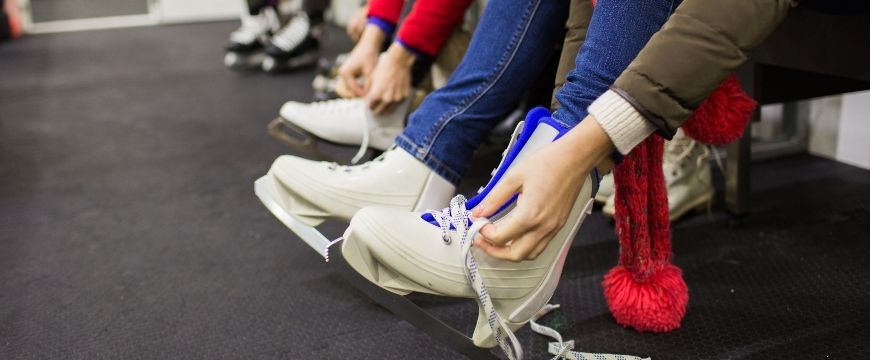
left=346, top=5, right=369, bottom=42
left=471, top=117, right=615, bottom=262
left=338, top=24, right=385, bottom=97
left=366, top=44, right=415, bottom=114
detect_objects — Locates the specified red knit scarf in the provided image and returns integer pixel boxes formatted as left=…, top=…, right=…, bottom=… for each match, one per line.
left=602, top=75, right=756, bottom=332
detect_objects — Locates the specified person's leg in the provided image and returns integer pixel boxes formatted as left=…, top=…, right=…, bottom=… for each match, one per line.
left=551, top=0, right=594, bottom=110
left=301, top=0, right=329, bottom=23
left=395, top=0, right=570, bottom=185
left=246, top=0, right=277, bottom=15
left=551, top=0, right=681, bottom=128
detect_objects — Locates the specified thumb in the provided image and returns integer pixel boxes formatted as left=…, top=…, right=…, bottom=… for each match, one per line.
left=472, top=169, right=522, bottom=219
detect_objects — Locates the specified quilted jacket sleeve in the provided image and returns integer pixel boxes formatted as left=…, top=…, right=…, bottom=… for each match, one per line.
left=610, top=0, right=795, bottom=138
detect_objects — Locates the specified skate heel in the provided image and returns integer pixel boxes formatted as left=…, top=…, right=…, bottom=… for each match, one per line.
left=471, top=301, right=526, bottom=348
left=255, top=175, right=341, bottom=257
left=341, top=225, right=414, bottom=296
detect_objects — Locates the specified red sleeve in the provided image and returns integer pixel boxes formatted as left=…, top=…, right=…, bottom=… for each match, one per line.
left=367, top=0, right=404, bottom=26
left=396, top=0, right=474, bottom=57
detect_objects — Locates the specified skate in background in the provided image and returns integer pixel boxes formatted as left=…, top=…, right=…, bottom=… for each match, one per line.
left=224, top=0, right=325, bottom=72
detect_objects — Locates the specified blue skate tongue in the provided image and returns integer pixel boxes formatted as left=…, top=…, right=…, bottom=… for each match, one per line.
left=423, top=107, right=571, bottom=226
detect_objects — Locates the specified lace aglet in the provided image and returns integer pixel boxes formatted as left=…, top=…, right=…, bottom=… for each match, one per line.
left=324, top=237, right=345, bottom=262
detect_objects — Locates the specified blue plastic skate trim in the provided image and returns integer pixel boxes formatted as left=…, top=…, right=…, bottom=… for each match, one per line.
left=423, top=107, right=570, bottom=226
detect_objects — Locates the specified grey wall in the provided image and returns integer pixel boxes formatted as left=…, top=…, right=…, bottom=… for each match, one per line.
left=31, top=0, right=148, bottom=22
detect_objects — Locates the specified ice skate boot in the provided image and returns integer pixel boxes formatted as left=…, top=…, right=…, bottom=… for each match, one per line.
left=261, top=12, right=321, bottom=73
left=340, top=108, right=599, bottom=359
left=267, top=96, right=410, bottom=164
left=602, top=129, right=714, bottom=221
left=662, top=129, right=715, bottom=221
left=595, top=173, right=613, bottom=204
left=254, top=145, right=455, bottom=258
left=224, top=7, right=281, bottom=69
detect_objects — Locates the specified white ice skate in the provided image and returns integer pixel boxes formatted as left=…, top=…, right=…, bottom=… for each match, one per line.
left=224, top=7, right=281, bottom=69
left=595, top=173, right=613, bottom=204
left=662, top=129, right=715, bottom=220
left=254, top=146, right=454, bottom=258
left=267, top=96, right=410, bottom=164
left=262, top=12, right=321, bottom=73
left=339, top=108, right=600, bottom=359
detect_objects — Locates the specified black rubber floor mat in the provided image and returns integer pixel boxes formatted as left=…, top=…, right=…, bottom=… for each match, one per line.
left=1, top=22, right=868, bottom=359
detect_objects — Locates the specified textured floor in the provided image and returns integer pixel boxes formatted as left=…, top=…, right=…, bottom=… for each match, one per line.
left=1, top=21, right=870, bottom=359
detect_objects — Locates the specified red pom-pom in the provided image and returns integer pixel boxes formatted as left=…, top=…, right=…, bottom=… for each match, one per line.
left=682, top=75, right=757, bottom=145
left=602, top=264, right=689, bottom=333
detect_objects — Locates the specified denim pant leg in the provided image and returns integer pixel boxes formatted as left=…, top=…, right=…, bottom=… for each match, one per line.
left=395, top=0, right=569, bottom=185
left=552, top=0, right=679, bottom=128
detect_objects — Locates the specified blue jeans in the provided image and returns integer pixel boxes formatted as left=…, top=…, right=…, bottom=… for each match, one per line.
left=396, top=0, right=679, bottom=185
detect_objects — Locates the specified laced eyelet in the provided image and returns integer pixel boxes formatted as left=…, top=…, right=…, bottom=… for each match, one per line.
left=442, top=234, right=451, bottom=245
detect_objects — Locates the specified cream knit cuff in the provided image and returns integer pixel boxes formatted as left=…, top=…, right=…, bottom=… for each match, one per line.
left=588, top=89, right=656, bottom=155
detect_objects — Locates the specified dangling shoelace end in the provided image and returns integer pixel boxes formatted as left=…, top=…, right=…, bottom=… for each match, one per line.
left=324, top=237, right=344, bottom=262
left=531, top=304, right=651, bottom=360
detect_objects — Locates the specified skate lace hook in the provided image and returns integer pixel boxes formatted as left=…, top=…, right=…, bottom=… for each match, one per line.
left=327, top=150, right=386, bottom=172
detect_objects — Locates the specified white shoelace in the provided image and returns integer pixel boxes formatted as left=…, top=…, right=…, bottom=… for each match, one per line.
left=271, top=13, right=310, bottom=51
left=530, top=304, right=651, bottom=360
left=431, top=196, right=650, bottom=360
left=664, top=132, right=723, bottom=179
left=429, top=195, right=523, bottom=360
left=301, top=99, right=370, bottom=164
left=353, top=110, right=371, bottom=165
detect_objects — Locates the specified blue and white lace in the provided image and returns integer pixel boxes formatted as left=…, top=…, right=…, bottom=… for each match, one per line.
left=270, top=12, right=310, bottom=52
left=428, top=195, right=523, bottom=360
left=530, top=304, right=651, bottom=360
left=429, top=196, right=649, bottom=360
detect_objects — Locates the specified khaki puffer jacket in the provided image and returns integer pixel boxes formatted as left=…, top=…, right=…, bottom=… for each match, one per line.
left=613, top=0, right=795, bottom=138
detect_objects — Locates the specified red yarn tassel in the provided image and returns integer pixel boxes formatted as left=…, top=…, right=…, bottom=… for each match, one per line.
left=603, top=135, right=688, bottom=333
left=682, top=75, right=757, bottom=145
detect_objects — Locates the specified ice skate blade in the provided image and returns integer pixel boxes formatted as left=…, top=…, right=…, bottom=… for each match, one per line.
left=224, top=51, right=265, bottom=70
left=266, top=117, right=343, bottom=163
left=267, top=117, right=384, bottom=165
left=255, top=176, right=331, bottom=258
left=331, top=244, right=499, bottom=360
left=262, top=51, right=319, bottom=73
